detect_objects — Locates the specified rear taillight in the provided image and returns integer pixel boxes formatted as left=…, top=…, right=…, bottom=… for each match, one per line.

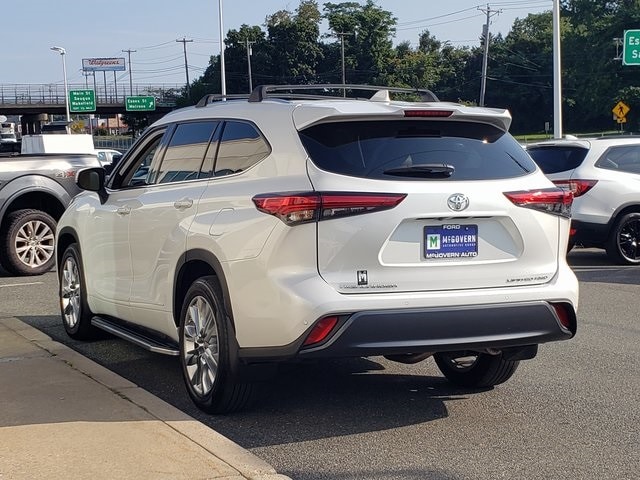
left=552, top=179, right=597, bottom=197
left=252, top=192, right=407, bottom=225
left=504, top=188, right=573, bottom=218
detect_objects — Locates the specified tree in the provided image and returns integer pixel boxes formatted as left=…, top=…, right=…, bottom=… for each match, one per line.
left=120, top=113, right=150, bottom=138
left=483, top=12, right=556, bottom=133
left=382, top=38, right=440, bottom=90
left=432, top=43, right=476, bottom=104
left=224, top=25, right=269, bottom=93
left=266, top=0, right=323, bottom=83
left=324, top=1, right=396, bottom=84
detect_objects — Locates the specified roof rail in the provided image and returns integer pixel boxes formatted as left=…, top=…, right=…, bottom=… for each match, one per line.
left=195, top=93, right=250, bottom=108
left=247, top=84, right=439, bottom=103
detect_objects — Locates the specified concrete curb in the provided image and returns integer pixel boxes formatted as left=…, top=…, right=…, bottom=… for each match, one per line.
left=1, top=317, right=291, bottom=480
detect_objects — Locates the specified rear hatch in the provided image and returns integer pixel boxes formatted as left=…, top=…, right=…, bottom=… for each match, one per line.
left=526, top=142, right=590, bottom=176
left=298, top=116, right=570, bottom=293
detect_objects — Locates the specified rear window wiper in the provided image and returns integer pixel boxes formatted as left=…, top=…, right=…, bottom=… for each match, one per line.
left=383, top=164, right=455, bottom=178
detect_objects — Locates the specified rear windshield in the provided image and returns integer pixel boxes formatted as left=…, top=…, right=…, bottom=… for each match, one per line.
left=298, top=120, right=536, bottom=180
left=526, top=146, right=588, bottom=174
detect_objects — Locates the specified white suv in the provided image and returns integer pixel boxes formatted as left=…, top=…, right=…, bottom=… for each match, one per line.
left=527, top=137, right=640, bottom=264
left=56, top=85, right=578, bottom=413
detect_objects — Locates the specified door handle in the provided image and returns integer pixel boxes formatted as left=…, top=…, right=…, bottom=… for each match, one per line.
left=116, top=206, right=131, bottom=216
left=174, top=198, right=194, bottom=210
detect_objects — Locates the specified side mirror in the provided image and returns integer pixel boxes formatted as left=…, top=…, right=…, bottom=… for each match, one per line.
left=76, top=167, right=107, bottom=204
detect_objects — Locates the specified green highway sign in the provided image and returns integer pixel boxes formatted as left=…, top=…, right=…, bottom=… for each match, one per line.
left=623, top=29, right=640, bottom=66
left=125, top=96, right=156, bottom=112
left=69, top=89, right=96, bottom=112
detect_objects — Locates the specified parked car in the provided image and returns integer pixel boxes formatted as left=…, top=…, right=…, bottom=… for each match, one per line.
left=95, top=149, right=123, bottom=173
left=527, top=136, right=640, bottom=264
left=56, top=85, right=578, bottom=413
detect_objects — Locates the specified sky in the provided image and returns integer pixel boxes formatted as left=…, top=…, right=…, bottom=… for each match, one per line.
left=2, top=0, right=552, bottom=87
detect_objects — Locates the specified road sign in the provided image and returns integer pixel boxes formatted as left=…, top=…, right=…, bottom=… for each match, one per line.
left=623, top=30, right=640, bottom=65
left=69, top=89, right=96, bottom=113
left=617, top=117, right=627, bottom=124
left=125, top=96, right=156, bottom=112
left=612, top=101, right=630, bottom=119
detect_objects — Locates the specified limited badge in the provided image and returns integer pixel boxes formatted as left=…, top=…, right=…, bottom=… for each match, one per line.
left=357, top=270, right=368, bottom=286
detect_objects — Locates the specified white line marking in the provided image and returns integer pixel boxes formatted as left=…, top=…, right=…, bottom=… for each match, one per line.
left=0, top=282, right=44, bottom=288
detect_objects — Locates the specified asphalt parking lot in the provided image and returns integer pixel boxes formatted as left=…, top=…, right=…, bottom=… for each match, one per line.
left=1, top=248, right=638, bottom=480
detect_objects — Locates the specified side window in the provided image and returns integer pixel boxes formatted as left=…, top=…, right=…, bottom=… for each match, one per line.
left=214, top=121, right=270, bottom=176
left=597, top=146, right=640, bottom=174
left=154, top=121, right=219, bottom=184
left=110, top=130, right=167, bottom=189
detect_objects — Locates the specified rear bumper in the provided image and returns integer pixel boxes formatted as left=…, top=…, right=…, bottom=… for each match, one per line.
left=239, top=300, right=576, bottom=361
left=571, top=219, right=609, bottom=246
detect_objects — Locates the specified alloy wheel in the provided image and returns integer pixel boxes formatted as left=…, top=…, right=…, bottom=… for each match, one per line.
left=14, top=220, right=55, bottom=269
left=182, top=295, right=220, bottom=396
left=61, top=256, right=81, bottom=329
left=618, top=217, right=640, bottom=262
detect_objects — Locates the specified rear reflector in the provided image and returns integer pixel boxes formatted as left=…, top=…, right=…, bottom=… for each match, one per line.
left=303, top=316, right=339, bottom=346
left=504, top=188, right=573, bottom=218
left=404, top=110, right=453, bottom=117
left=551, top=303, right=574, bottom=332
left=252, top=192, right=407, bottom=225
left=552, top=179, right=597, bottom=197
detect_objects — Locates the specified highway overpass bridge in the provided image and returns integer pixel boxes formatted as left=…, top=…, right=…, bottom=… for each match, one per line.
left=0, top=83, right=182, bottom=133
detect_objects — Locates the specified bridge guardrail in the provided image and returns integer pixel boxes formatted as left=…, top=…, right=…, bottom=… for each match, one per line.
left=0, top=83, right=181, bottom=107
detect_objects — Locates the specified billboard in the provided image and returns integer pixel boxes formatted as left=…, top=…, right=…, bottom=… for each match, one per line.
left=82, top=57, right=126, bottom=72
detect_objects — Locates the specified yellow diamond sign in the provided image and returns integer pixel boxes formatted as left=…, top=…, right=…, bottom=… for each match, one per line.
left=613, top=101, right=630, bottom=119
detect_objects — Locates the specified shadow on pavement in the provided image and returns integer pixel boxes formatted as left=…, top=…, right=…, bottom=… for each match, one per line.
left=18, top=314, right=484, bottom=449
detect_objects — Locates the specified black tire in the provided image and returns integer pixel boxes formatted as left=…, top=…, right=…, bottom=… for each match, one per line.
left=59, top=243, right=96, bottom=340
left=605, top=213, right=640, bottom=265
left=179, top=276, right=253, bottom=414
left=434, top=351, right=519, bottom=388
left=1, top=209, right=56, bottom=276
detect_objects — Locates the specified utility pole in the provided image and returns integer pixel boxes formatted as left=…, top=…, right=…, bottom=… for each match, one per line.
left=122, top=49, right=136, bottom=97
left=479, top=5, right=501, bottom=107
left=176, top=37, right=194, bottom=100
left=242, top=38, right=256, bottom=93
left=334, top=31, right=354, bottom=97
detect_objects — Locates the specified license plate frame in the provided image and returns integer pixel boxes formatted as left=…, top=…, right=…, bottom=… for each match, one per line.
left=424, top=224, right=478, bottom=259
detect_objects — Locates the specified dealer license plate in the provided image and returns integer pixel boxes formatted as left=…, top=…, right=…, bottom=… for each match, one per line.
left=424, top=224, right=478, bottom=259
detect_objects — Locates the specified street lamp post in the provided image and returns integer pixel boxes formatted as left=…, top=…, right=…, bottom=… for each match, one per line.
left=218, top=0, right=226, bottom=96
left=552, top=0, right=563, bottom=139
left=50, top=46, right=70, bottom=124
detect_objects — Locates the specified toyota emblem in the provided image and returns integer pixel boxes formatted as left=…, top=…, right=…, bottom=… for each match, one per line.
left=447, top=193, right=469, bottom=211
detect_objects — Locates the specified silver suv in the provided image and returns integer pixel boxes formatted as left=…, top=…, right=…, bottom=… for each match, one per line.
left=56, top=85, right=578, bottom=413
left=527, top=136, right=640, bottom=264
